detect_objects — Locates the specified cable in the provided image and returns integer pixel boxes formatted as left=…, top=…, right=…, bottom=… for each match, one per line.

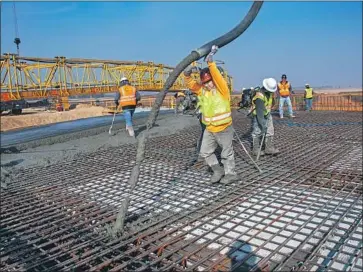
left=12, top=1, right=21, bottom=55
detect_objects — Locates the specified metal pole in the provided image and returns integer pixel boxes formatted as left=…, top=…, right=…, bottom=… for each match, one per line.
left=232, top=127, right=263, bottom=173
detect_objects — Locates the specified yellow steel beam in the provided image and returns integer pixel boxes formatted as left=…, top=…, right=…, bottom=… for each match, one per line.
left=0, top=54, right=233, bottom=101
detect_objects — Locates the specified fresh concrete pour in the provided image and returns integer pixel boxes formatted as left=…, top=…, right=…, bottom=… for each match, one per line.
left=0, top=114, right=200, bottom=188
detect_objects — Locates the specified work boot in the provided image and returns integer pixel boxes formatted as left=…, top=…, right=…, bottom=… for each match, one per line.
left=220, top=174, right=239, bottom=185
left=252, top=137, right=265, bottom=156
left=209, top=164, right=224, bottom=184
left=220, top=160, right=239, bottom=185
left=126, top=126, right=135, bottom=137
left=264, top=136, right=280, bottom=155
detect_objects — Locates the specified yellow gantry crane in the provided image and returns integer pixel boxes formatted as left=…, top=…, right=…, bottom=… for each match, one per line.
left=0, top=54, right=233, bottom=114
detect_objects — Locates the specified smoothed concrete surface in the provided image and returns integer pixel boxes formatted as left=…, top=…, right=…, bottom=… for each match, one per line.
left=1, top=113, right=200, bottom=174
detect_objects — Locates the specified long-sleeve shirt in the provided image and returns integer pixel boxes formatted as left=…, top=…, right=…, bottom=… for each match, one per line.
left=255, top=98, right=266, bottom=128
left=184, top=61, right=232, bottom=133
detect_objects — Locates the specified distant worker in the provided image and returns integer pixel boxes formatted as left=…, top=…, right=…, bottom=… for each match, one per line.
left=115, top=77, right=141, bottom=137
left=251, top=79, right=280, bottom=156
left=277, top=74, right=295, bottom=118
left=304, top=83, right=314, bottom=111
left=174, top=91, right=186, bottom=114
left=183, top=45, right=238, bottom=185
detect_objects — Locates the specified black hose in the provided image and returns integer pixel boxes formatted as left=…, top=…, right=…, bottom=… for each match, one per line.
left=112, top=1, right=264, bottom=235
left=146, top=1, right=264, bottom=129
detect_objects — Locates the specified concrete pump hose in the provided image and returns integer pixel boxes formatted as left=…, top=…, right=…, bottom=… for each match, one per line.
left=146, top=1, right=264, bottom=129
left=113, top=1, right=264, bottom=235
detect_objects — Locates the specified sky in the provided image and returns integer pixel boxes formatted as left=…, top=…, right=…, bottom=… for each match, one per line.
left=1, top=1, right=362, bottom=89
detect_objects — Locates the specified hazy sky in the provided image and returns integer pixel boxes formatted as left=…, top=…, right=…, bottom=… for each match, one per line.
left=1, top=1, right=362, bottom=89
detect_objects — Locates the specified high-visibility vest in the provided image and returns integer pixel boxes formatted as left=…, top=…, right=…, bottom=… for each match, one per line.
left=198, top=88, right=232, bottom=127
left=305, top=87, right=313, bottom=99
left=252, top=91, right=273, bottom=116
left=278, top=82, right=291, bottom=97
left=119, top=85, right=137, bottom=107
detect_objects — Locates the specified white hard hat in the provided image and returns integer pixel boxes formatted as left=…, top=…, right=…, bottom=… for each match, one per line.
left=262, top=78, right=277, bottom=93
left=120, top=77, right=128, bottom=81
left=305, top=83, right=309, bottom=86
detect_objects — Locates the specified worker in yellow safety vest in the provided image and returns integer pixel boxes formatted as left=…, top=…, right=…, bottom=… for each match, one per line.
left=115, top=77, right=141, bottom=137
left=251, top=79, right=280, bottom=156
left=277, top=74, right=295, bottom=118
left=304, top=83, right=314, bottom=111
left=183, top=45, right=238, bottom=185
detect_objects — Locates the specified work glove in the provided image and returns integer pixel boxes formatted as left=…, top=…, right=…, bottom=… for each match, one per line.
left=204, top=45, right=219, bottom=62
left=183, top=66, right=199, bottom=77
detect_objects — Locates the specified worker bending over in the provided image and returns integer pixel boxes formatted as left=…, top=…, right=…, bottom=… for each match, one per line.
left=251, top=78, right=280, bottom=156
left=304, top=83, right=314, bottom=111
left=183, top=45, right=238, bottom=185
left=115, top=77, right=141, bottom=137
left=174, top=91, right=186, bottom=114
left=277, top=74, right=295, bottom=118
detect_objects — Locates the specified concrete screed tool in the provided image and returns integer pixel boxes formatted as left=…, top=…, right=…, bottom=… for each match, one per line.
left=108, top=111, right=117, bottom=135
left=111, top=1, right=265, bottom=236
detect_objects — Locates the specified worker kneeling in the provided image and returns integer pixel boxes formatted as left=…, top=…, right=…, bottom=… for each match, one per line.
left=251, top=78, right=280, bottom=156
left=115, top=77, right=141, bottom=137
left=183, top=45, right=238, bottom=185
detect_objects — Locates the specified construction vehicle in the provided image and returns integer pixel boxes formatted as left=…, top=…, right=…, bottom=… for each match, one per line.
left=0, top=54, right=233, bottom=115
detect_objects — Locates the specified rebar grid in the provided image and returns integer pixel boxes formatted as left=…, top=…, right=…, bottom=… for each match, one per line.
left=1, top=111, right=362, bottom=272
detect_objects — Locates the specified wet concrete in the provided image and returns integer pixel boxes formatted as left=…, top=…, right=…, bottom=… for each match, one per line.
left=0, top=110, right=173, bottom=148
left=0, top=113, right=200, bottom=178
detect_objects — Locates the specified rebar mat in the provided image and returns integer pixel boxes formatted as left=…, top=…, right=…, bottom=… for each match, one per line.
left=1, top=111, right=362, bottom=272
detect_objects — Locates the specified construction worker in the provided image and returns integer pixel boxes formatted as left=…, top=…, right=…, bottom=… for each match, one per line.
left=277, top=74, right=295, bottom=118
left=115, top=77, right=141, bottom=137
left=183, top=45, right=238, bottom=185
left=174, top=91, right=186, bottom=114
left=304, top=83, right=314, bottom=111
left=251, top=79, right=280, bottom=156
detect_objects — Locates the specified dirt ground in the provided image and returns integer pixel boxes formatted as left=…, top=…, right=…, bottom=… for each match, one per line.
left=0, top=114, right=200, bottom=187
left=0, top=104, right=109, bottom=132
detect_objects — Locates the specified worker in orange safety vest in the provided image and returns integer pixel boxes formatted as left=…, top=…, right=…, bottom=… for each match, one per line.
left=115, top=77, right=141, bottom=137
left=183, top=45, right=238, bottom=185
left=277, top=74, right=295, bottom=118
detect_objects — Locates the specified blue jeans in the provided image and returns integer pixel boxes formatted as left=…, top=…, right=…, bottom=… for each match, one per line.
left=305, top=98, right=313, bottom=111
left=123, top=109, right=135, bottom=127
left=279, top=96, right=293, bottom=117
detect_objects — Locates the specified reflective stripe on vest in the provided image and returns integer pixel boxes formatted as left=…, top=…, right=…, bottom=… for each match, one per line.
left=252, top=91, right=273, bottom=116
left=199, top=88, right=232, bottom=127
left=120, top=85, right=136, bottom=107
left=203, top=112, right=232, bottom=122
left=278, top=82, right=290, bottom=97
left=305, top=88, right=313, bottom=99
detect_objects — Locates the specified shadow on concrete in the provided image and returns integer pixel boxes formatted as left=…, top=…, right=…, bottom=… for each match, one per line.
left=226, top=240, right=267, bottom=272
left=134, top=124, right=160, bottom=138
left=0, top=146, right=21, bottom=154
left=1, top=159, right=24, bottom=167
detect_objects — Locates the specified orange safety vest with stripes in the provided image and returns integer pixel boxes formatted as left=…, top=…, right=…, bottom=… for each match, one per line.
left=198, top=88, right=232, bottom=127
left=278, top=81, right=291, bottom=97
left=119, top=85, right=137, bottom=107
